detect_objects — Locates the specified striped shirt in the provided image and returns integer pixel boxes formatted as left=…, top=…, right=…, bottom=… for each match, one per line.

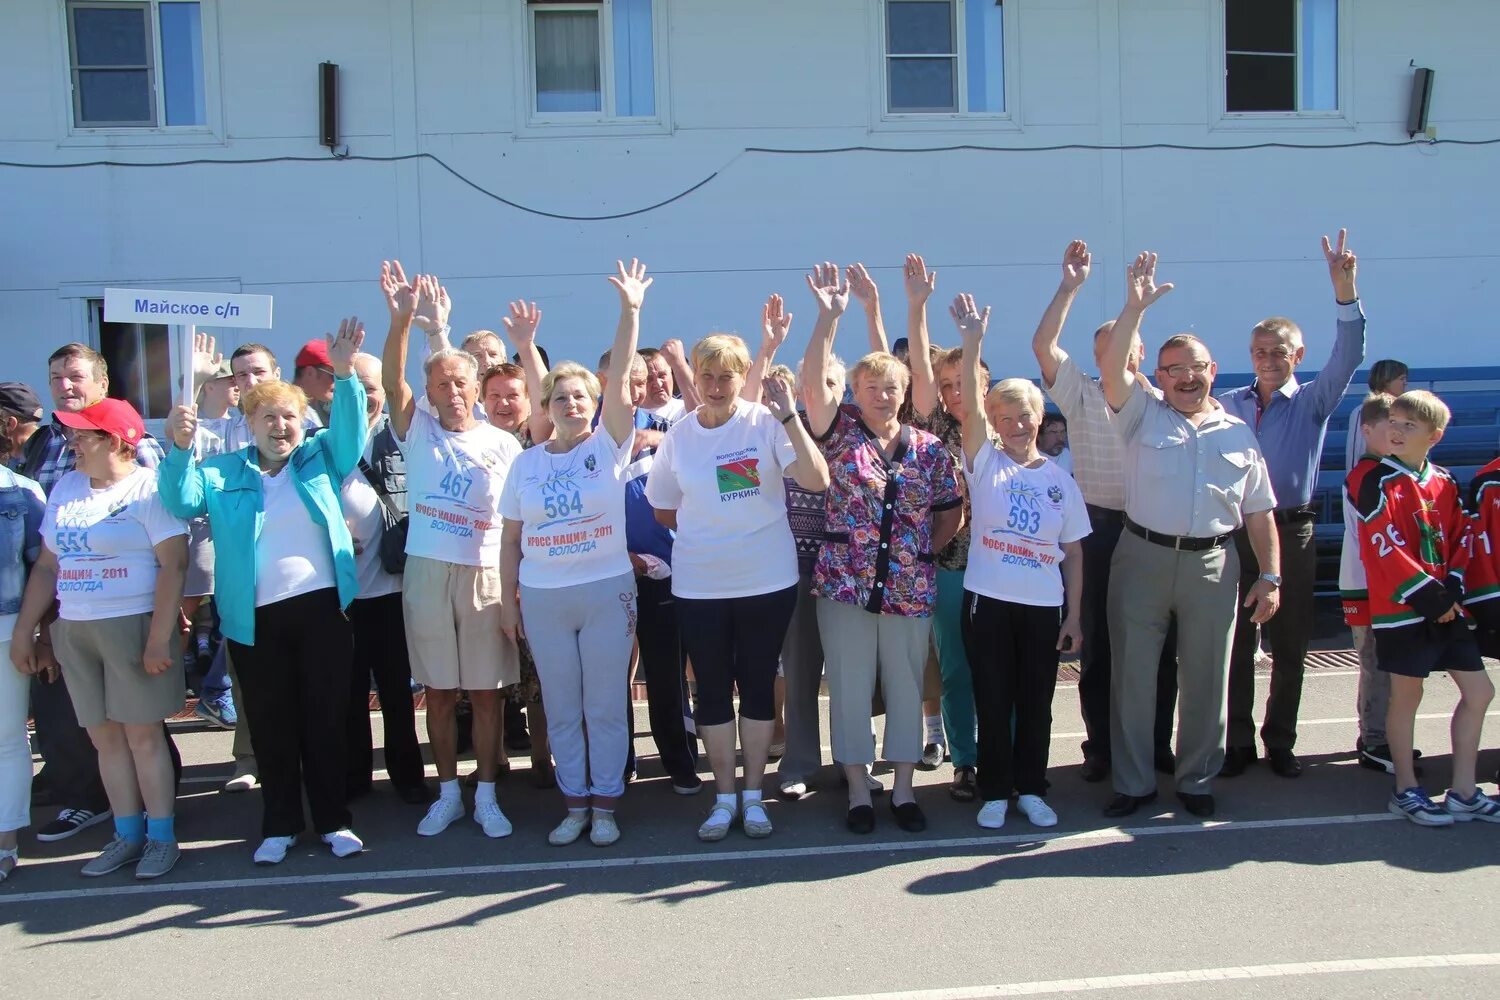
left=1043, top=354, right=1130, bottom=510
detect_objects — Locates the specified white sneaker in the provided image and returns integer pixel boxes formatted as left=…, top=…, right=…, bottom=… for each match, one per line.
left=321, top=828, right=365, bottom=858
left=1016, top=794, right=1058, bottom=827
left=549, top=811, right=590, bottom=846
left=589, top=811, right=620, bottom=846
left=977, top=799, right=1008, bottom=829
left=779, top=778, right=808, bottom=800
left=474, top=800, right=513, bottom=839
left=253, top=835, right=296, bottom=865
left=417, top=795, right=466, bottom=837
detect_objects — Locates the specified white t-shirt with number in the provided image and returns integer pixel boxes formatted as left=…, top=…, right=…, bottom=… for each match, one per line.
left=42, top=467, right=188, bottom=622
left=499, top=430, right=634, bottom=589
left=396, top=406, right=521, bottom=567
left=963, top=443, right=1090, bottom=608
left=645, top=399, right=800, bottom=600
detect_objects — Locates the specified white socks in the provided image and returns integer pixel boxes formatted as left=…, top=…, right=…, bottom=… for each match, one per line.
left=439, top=779, right=460, bottom=802
left=475, top=781, right=497, bottom=807
left=924, top=715, right=945, bottom=746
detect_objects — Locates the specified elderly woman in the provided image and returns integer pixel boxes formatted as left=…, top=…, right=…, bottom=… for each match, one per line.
left=951, top=294, right=1087, bottom=829
left=646, top=325, right=829, bottom=841
left=380, top=263, right=522, bottom=843
left=11, top=398, right=188, bottom=879
left=498, top=260, right=649, bottom=847
left=0, top=464, right=43, bottom=883
left=800, top=263, right=962, bottom=836
left=160, top=319, right=368, bottom=865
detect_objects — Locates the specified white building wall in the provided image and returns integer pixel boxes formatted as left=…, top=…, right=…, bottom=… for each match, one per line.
left=2, top=0, right=1497, bottom=419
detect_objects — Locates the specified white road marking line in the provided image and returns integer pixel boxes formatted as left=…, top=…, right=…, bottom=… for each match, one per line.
left=0, top=810, right=1403, bottom=905
left=793, top=953, right=1500, bottom=999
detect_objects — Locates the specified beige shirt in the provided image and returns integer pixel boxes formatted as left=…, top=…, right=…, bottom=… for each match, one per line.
left=1045, top=354, right=1163, bottom=511
left=1115, top=382, right=1276, bottom=537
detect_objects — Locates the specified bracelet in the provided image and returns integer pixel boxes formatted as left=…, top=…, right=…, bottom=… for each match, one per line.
left=780, top=412, right=797, bottom=426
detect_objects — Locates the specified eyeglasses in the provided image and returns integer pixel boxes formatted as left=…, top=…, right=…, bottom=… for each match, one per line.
left=1157, top=362, right=1211, bottom=380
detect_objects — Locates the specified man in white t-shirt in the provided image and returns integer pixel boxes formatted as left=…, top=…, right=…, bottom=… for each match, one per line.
left=638, top=341, right=699, bottom=426
left=381, top=261, right=522, bottom=842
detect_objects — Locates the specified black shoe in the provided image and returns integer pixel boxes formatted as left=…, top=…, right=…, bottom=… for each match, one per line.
left=1219, top=746, right=1256, bottom=778
left=1176, top=792, right=1215, bottom=818
left=1079, top=756, right=1109, bottom=783
left=1154, top=749, right=1176, bottom=775
left=1358, top=742, right=1423, bottom=776
left=1267, top=748, right=1302, bottom=778
left=846, top=804, right=875, bottom=834
left=891, top=800, right=927, bottom=833
left=396, top=782, right=435, bottom=805
left=1103, top=792, right=1157, bottom=818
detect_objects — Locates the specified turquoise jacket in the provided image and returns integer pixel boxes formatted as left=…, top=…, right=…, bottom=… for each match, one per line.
left=159, top=374, right=368, bottom=645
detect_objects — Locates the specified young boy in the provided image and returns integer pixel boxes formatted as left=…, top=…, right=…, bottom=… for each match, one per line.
left=1464, top=453, right=1500, bottom=784
left=1341, top=393, right=1418, bottom=773
left=1351, top=390, right=1498, bottom=825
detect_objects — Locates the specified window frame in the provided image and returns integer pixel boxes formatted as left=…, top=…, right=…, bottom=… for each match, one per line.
left=869, top=0, right=1019, bottom=134
left=56, top=0, right=224, bottom=145
left=87, top=298, right=174, bottom=420
left=1210, top=0, right=1354, bottom=131
left=516, top=0, right=670, bottom=135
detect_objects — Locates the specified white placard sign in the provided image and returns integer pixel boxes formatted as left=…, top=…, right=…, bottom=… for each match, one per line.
left=103, top=287, right=274, bottom=329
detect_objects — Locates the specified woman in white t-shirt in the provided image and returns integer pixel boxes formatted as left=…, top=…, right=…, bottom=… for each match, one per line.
left=646, top=332, right=829, bottom=842
left=10, top=398, right=188, bottom=880
left=498, top=259, right=651, bottom=848
left=951, top=294, right=1088, bottom=831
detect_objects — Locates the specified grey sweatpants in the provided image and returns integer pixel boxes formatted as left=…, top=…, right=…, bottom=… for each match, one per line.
left=777, top=569, right=824, bottom=783
left=1108, top=530, right=1240, bottom=797
left=521, top=572, right=637, bottom=799
left=1350, top=625, right=1388, bottom=745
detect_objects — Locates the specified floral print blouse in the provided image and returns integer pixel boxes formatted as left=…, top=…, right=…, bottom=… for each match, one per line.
left=912, top=405, right=972, bottom=572
left=812, top=405, right=961, bottom=617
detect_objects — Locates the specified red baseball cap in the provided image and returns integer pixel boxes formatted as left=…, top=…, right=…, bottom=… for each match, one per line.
left=295, top=339, right=332, bottom=371
left=54, top=397, right=146, bottom=445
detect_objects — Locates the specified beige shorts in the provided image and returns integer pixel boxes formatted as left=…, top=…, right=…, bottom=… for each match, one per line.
left=402, top=555, right=517, bottom=691
left=52, top=614, right=184, bottom=728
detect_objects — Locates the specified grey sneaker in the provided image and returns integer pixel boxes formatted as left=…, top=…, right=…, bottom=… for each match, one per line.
left=134, top=839, right=181, bottom=880
left=81, top=836, right=144, bottom=877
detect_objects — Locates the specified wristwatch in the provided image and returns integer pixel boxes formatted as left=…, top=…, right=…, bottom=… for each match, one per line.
left=1259, top=572, right=1282, bottom=587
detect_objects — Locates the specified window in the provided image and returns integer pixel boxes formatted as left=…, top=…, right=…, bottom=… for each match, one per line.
left=527, top=0, right=657, bottom=120
left=883, top=0, right=1004, bottom=115
left=1224, top=0, right=1337, bottom=114
left=66, top=1, right=206, bottom=129
left=89, top=300, right=173, bottom=418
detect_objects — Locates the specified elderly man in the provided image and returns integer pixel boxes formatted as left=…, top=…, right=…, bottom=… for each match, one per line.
left=1032, top=241, right=1180, bottom=784
left=1099, top=254, right=1280, bottom=819
left=637, top=340, right=700, bottom=425
left=293, top=339, right=337, bottom=426
left=1217, top=230, right=1365, bottom=779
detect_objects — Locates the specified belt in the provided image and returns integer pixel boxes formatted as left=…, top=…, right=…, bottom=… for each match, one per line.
left=1124, top=516, right=1232, bottom=552
left=1273, top=504, right=1318, bottom=525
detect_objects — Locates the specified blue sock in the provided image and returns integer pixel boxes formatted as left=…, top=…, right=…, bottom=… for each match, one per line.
left=146, top=815, right=176, bottom=844
left=115, top=813, right=146, bottom=845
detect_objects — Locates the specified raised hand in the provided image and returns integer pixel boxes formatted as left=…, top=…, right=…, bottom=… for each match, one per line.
left=846, top=263, right=880, bottom=310
left=326, top=316, right=365, bottom=376
left=411, top=274, right=451, bottom=333
left=903, top=253, right=937, bottom=305
left=607, top=257, right=653, bottom=311
left=660, top=338, right=688, bottom=368
left=805, top=261, right=850, bottom=319
left=761, top=293, right=793, bottom=352
left=1124, top=251, right=1174, bottom=311
left=1061, top=240, right=1092, bottom=290
left=191, top=331, right=223, bottom=382
left=948, top=293, right=990, bottom=345
left=502, top=300, right=542, bottom=349
left=762, top=372, right=796, bottom=421
left=1321, top=228, right=1358, bottom=301
left=380, top=260, right=416, bottom=321
left=167, top=403, right=198, bottom=450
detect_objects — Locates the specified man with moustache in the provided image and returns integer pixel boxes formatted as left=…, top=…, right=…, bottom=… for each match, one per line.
left=1217, top=230, right=1366, bottom=779
left=1098, top=254, right=1280, bottom=819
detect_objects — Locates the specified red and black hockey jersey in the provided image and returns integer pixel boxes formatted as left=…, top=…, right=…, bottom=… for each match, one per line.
left=1348, top=456, right=1470, bottom=629
left=1464, top=456, right=1500, bottom=618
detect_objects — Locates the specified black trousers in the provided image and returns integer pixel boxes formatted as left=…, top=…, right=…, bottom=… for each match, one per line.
left=348, top=593, right=425, bottom=795
left=227, top=588, right=353, bottom=838
left=633, top=575, right=699, bottom=781
left=678, top=585, right=798, bottom=726
left=1078, top=506, right=1178, bottom=761
left=962, top=592, right=1061, bottom=800
left=1227, top=516, right=1317, bottom=751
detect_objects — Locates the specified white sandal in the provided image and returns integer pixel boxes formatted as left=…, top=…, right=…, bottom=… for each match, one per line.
left=0, top=847, right=18, bottom=884
left=742, top=800, right=773, bottom=839
left=697, top=801, right=737, bottom=842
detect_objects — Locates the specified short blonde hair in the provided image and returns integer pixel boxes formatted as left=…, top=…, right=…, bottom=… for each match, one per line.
left=540, top=362, right=601, bottom=405
left=691, top=334, right=752, bottom=376
left=935, top=346, right=991, bottom=385
left=985, top=377, right=1045, bottom=418
left=766, top=363, right=795, bottom=385
left=1391, top=389, right=1451, bottom=433
left=849, top=352, right=910, bottom=394
left=242, top=380, right=308, bottom=419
